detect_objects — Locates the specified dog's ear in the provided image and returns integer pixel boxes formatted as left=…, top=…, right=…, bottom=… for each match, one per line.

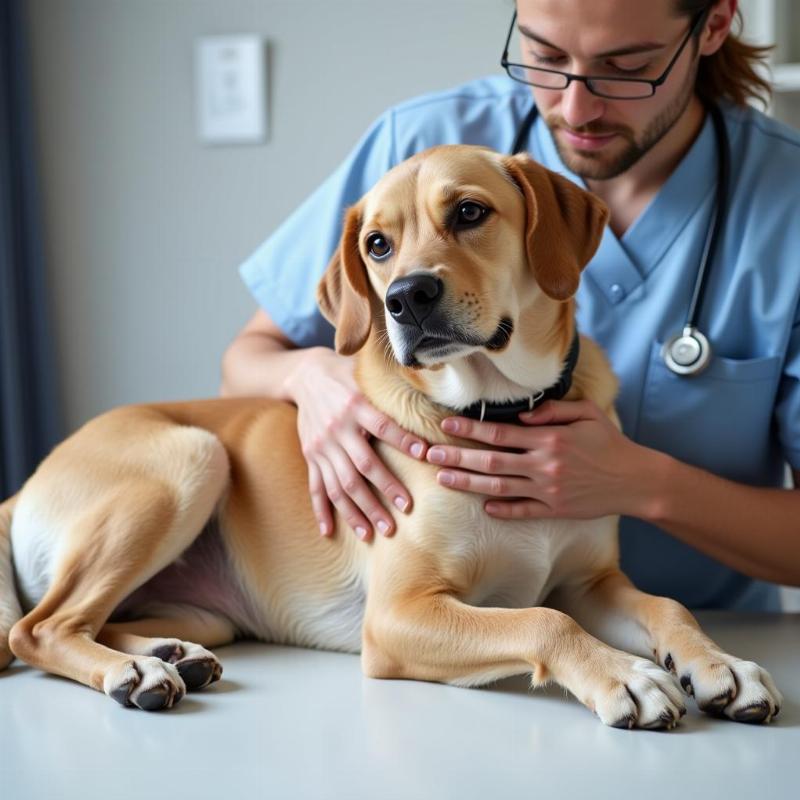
left=316, top=204, right=372, bottom=355
left=503, top=153, right=609, bottom=301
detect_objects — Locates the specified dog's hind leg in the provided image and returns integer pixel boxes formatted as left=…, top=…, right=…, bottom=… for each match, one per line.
left=8, top=409, right=230, bottom=710
left=97, top=605, right=235, bottom=691
left=548, top=569, right=782, bottom=724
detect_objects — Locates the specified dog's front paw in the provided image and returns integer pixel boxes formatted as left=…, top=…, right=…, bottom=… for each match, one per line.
left=579, top=653, right=686, bottom=730
left=149, top=638, right=223, bottom=691
left=104, top=656, right=186, bottom=711
left=661, top=651, right=781, bottom=724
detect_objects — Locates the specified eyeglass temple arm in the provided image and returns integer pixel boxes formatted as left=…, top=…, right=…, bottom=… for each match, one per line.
left=500, top=10, right=518, bottom=63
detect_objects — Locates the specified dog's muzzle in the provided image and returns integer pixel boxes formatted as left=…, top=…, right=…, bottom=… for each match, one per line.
left=385, top=273, right=453, bottom=364
left=385, top=273, right=513, bottom=367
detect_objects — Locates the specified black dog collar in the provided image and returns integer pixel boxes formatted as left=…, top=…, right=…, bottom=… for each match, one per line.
left=456, top=333, right=580, bottom=425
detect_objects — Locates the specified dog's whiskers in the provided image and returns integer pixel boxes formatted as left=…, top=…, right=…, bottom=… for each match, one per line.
left=377, top=329, right=395, bottom=367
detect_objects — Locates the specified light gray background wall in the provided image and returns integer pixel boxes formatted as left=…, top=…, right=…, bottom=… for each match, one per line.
left=22, top=0, right=800, bottom=608
left=24, top=0, right=514, bottom=429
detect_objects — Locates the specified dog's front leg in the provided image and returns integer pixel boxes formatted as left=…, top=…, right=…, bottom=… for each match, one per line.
left=547, top=570, right=782, bottom=723
left=362, top=591, right=685, bottom=729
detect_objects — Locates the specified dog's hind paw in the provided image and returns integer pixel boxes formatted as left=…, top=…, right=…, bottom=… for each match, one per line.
left=148, top=638, right=223, bottom=691
left=104, top=656, right=186, bottom=711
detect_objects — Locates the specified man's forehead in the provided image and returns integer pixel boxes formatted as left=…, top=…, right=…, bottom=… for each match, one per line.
left=515, top=0, right=681, bottom=48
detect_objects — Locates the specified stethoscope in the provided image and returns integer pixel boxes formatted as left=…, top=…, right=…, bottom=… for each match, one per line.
left=511, top=101, right=731, bottom=377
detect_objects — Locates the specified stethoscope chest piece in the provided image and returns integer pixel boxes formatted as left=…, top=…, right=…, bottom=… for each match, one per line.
left=662, top=326, right=712, bottom=376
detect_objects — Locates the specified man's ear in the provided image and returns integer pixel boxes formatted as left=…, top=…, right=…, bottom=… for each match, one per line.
left=503, top=153, right=609, bottom=300
left=316, top=203, right=372, bottom=355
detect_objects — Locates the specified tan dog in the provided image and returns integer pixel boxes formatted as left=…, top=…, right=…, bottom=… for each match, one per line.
left=0, top=145, right=781, bottom=727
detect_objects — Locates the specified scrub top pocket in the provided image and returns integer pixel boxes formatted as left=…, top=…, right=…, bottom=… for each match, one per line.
left=637, top=342, right=783, bottom=484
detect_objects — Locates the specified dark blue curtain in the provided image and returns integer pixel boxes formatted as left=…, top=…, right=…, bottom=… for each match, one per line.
left=0, top=0, right=61, bottom=498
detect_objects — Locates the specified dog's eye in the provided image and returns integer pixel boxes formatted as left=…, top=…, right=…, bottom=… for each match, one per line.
left=455, top=201, right=489, bottom=229
left=366, top=233, right=392, bottom=260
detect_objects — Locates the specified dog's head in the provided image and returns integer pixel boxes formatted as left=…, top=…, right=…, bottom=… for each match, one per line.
left=317, top=145, right=608, bottom=409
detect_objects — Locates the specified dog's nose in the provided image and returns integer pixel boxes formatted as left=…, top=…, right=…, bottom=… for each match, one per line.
left=385, top=273, right=443, bottom=326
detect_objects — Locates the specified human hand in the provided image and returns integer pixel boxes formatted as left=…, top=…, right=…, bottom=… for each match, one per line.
left=425, top=400, right=651, bottom=520
left=288, top=347, right=427, bottom=540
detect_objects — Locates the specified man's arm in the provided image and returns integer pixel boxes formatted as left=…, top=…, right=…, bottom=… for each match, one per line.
left=220, top=308, right=311, bottom=400
left=630, top=453, right=800, bottom=587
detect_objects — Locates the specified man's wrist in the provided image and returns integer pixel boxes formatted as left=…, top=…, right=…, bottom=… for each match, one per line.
left=623, top=443, right=678, bottom=524
left=282, top=345, right=328, bottom=403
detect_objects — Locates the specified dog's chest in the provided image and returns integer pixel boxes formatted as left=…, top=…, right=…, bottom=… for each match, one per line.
left=406, top=487, right=614, bottom=609
left=457, top=515, right=556, bottom=608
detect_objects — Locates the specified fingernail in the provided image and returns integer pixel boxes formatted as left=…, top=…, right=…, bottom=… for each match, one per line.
left=438, top=471, right=455, bottom=486
left=356, top=526, right=369, bottom=540
left=319, top=522, right=329, bottom=536
left=428, top=447, right=445, bottom=463
left=410, top=442, right=424, bottom=458
left=442, top=419, right=459, bottom=434
left=377, top=520, right=390, bottom=536
left=394, top=496, right=409, bottom=512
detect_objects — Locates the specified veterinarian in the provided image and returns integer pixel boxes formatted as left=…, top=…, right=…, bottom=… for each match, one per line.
left=221, top=0, right=800, bottom=611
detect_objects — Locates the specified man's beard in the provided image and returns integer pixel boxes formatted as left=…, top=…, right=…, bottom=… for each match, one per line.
left=545, top=69, right=697, bottom=181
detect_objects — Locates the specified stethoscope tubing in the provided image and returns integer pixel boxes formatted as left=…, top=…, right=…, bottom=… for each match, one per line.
left=510, top=101, right=730, bottom=376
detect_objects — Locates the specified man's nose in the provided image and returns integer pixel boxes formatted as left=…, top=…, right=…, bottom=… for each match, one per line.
left=560, top=80, right=605, bottom=129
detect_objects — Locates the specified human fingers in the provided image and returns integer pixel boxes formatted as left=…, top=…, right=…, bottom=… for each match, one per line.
left=435, top=468, right=537, bottom=499
left=426, top=445, right=530, bottom=476
left=519, top=399, right=601, bottom=426
left=439, top=416, right=536, bottom=448
left=484, top=499, right=554, bottom=519
left=316, top=451, right=374, bottom=541
left=343, top=431, right=413, bottom=526
left=308, top=461, right=335, bottom=537
left=327, top=440, right=398, bottom=539
left=354, top=397, right=428, bottom=461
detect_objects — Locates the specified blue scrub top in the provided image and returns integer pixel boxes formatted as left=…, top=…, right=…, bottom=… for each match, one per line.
left=240, top=75, right=800, bottom=611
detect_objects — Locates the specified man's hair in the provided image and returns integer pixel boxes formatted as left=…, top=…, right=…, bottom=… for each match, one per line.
left=677, top=0, right=772, bottom=108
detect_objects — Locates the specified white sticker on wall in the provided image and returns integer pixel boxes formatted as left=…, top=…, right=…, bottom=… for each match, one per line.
left=195, top=35, right=266, bottom=145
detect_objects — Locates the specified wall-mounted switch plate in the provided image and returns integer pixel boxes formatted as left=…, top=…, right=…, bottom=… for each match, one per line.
left=195, top=35, right=266, bottom=145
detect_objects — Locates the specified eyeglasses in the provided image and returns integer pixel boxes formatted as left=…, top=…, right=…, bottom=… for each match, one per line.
left=500, top=9, right=707, bottom=100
